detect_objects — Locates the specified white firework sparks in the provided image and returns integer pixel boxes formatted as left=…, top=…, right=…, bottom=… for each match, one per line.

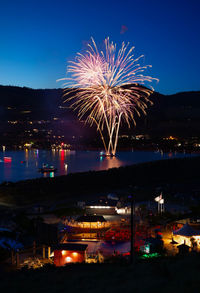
left=61, top=37, right=158, bottom=155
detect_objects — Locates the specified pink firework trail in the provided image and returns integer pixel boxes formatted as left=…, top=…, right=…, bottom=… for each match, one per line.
left=61, top=37, right=158, bottom=155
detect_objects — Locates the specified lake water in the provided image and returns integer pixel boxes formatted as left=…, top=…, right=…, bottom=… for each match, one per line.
left=0, top=149, right=196, bottom=183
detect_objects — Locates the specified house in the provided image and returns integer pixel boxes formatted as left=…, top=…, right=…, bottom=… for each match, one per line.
left=53, top=243, right=88, bottom=266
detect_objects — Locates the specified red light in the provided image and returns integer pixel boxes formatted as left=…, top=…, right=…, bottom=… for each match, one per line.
left=4, top=157, right=12, bottom=163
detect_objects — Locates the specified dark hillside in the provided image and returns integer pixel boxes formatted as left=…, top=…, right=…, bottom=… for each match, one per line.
left=0, top=85, right=200, bottom=136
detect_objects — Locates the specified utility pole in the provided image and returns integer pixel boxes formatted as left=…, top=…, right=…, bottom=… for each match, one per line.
left=33, top=240, right=36, bottom=256
left=129, top=195, right=134, bottom=264
left=16, top=251, right=20, bottom=268
left=42, top=245, right=46, bottom=259
left=11, top=250, right=15, bottom=265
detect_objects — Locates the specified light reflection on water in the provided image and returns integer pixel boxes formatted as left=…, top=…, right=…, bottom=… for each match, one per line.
left=0, top=149, right=196, bottom=183
left=98, top=156, right=123, bottom=170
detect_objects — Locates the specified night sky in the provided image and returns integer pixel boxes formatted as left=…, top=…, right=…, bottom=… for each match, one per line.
left=0, top=0, right=199, bottom=94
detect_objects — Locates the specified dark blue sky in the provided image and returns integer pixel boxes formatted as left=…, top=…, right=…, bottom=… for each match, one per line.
left=0, top=0, right=199, bottom=94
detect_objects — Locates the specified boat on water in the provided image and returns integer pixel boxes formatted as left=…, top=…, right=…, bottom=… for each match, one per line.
left=99, top=151, right=116, bottom=158
left=4, top=157, right=12, bottom=163
left=38, top=164, right=57, bottom=173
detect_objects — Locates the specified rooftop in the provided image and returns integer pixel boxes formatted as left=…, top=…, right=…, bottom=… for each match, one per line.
left=76, top=215, right=106, bottom=223
left=52, top=243, right=88, bottom=251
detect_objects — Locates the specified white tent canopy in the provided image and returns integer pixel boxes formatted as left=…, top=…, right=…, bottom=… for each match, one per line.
left=173, top=223, right=200, bottom=237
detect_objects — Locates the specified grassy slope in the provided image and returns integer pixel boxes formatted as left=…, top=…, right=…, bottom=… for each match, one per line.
left=1, top=255, right=200, bottom=293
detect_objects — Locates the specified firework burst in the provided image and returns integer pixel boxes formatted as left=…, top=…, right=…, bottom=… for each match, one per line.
left=61, top=37, right=157, bottom=155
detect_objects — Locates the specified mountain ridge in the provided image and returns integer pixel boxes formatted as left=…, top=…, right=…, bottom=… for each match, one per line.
left=0, top=84, right=200, bottom=137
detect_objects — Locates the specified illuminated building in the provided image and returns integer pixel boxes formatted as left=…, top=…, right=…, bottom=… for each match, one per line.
left=76, top=215, right=108, bottom=229
left=53, top=243, right=88, bottom=266
left=72, top=215, right=109, bottom=229
left=63, top=215, right=110, bottom=241
left=86, top=198, right=119, bottom=215
left=86, top=204, right=117, bottom=215
left=116, top=206, right=131, bottom=215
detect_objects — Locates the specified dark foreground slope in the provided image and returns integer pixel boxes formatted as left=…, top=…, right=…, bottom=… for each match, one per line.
left=1, top=254, right=200, bottom=293
left=0, top=156, right=200, bottom=206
